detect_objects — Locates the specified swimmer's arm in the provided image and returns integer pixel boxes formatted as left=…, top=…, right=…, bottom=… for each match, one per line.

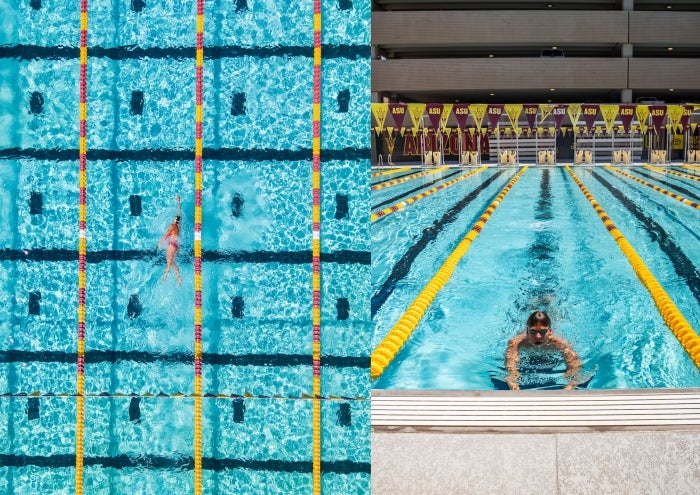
left=176, top=194, right=181, bottom=212
left=505, top=336, right=523, bottom=391
left=551, top=336, right=582, bottom=389
left=158, top=226, right=171, bottom=248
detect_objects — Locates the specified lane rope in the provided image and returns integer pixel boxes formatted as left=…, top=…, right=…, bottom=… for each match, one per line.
left=193, top=1, right=204, bottom=493
left=371, top=166, right=449, bottom=191
left=643, top=164, right=700, bottom=183
left=371, top=166, right=411, bottom=178
left=605, top=165, right=700, bottom=210
left=371, top=166, right=488, bottom=221
left=75, top=1, right=88, bottom=493
left=371, top=167, right=528, bottom=380
left=312, top=1, right=322, bottom=492
left=566, top=166, right=700, bottom=369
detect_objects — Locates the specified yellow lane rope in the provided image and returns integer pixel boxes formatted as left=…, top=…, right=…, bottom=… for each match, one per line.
left=605, top=165, right=700, bottom=210
left=370, top=166, right=488, bottom=222
left=371, top=166, right=450, bottom=191
left=643, top=164, right=700, bottom=183
left=371, top=166, right=528, bottom=380
left=193, top=1, right=204, bottom=493
left=682, top=164, right=700, bottom=172
left=566, top=166, right=700, bottom=369
left=312, top=0, right=322, bottom=492
left=76, top=1, right=88, bottom=493
left=371, top=166, right=411, bottom=178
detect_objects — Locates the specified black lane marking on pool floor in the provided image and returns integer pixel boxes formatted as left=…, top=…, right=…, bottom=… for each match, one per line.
left=0, top=147, right=369, bottom=163
left=0, top=44, right=370, bottom=61
left=0, top=351, right=369, bottom=368
left=0, top=454, right=371, bottom=474
left=633, top=169, right=700, bottom=203
left=0, top=249, right=370, bottom=265
left=371, top=169, right=464, bottom=211
left=371, top=170, right=506, bottom=318
left=371, top=170, right=422, bottom=187
left=593, top=169, right=700, bottom=305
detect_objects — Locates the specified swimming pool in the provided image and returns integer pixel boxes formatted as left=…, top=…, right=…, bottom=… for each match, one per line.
left=371, top=164, right=700, bottom=390
left=1, top=1, right=371, bottom=494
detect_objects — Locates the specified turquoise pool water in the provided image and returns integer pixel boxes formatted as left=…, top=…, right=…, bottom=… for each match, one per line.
left=1, top=1, right=371, bottom=494
left=372, top=165, right=700, bottom=390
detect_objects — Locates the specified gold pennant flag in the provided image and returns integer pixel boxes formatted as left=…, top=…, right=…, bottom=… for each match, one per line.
left=515, top=127, right=523, bottom=137
left=386, top=126, right=394, bottom=137
left=595, top=125, right=602, bottom=136
left=636, top=105, right=650, bottom=135
left=407, top=103, right=427, bottom=135
left=539, top=104, right=556, bottom=123
left=692, top=123, right=698, bottom=133
left=548, top=127, right=555, bottom=137
left=505, top=127, right=512, bottom=137
left=504, top=104, right=523, bottom=132
left=599, top=105, right=619, bottom=135
left=537, top=127, right=544, bottom=137
left=469, top=104, right=488, bottom=132
left=468, top=127, right=475, bottom=137
left=567, top=104, right=581, bottom=136
left=666, top=105, right=684, bottom=133
left=440, top=104, right=453, bottom=129
left=560, top=126, right=567, bottom=136
left=371, top=103, right=388, bottom=136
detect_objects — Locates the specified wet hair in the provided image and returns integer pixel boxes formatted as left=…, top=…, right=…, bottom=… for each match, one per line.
left=174, top=215, right=181, bottom=223
left=526, top=310, right=551, bottom=328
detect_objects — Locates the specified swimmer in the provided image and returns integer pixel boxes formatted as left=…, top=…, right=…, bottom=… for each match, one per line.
left=505, top=310, right=581, bottom=390
left=158, top=195, right=182, bottom=285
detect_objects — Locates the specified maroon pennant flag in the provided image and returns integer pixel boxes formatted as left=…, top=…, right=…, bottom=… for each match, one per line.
left=681, top=105, right=693, bottom=131
left=388, top=104, right=407, bottom=130
left=453, top=104, right=470, bottom=130
left=523, top=104, right=538, bottom=130
left=425, top=103, right=443, bottom=129
left=581, top=104, right=599, bottom=134
left=551, top=105, right=567, bottom=130
left=618, top=105, right=635, bottom=134
left=486, top=104, right=504, bottom=131
left=649, top=105, right=667, bottom=132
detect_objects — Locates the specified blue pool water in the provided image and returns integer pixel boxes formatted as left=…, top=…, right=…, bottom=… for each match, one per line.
left=372, top=165, right=700, bottom=390
left=1, top=1, right=371, bottom=494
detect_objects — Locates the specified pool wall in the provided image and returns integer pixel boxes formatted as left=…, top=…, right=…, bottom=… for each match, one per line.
left=0, top=1, right=371, bottom=494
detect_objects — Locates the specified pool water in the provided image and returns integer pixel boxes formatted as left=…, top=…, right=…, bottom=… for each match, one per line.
left=372, top=165, right=700, bottom=390
left=1, top=1, right=371, bottom=494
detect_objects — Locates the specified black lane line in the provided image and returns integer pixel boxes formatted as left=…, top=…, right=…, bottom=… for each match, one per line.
left=371, top=170, right=506, bottom=318
left=0, top=249, right=370, bottom=265
left=0, top=454, right=371, bottom=474
left=0, top=350, right=369, bottom=368
left=0, top=147, right=369, bottom=163
left=371, top=170, right=420, bottom=187
left=593, top=169, right=700, bottom=305
left=633, top=169, right=700, bottom=203
left=371, top=169, right=463, bottom=211
left=0, top=44, right=370, bottom=61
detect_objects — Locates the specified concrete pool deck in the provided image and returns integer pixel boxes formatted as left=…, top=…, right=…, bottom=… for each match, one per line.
left=371, top=389, right=700, bottom=494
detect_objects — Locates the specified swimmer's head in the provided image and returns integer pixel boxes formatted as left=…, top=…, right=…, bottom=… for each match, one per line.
left=526, top=310, right=552, bottom=345
left=174, top=215, right=181, bottom=223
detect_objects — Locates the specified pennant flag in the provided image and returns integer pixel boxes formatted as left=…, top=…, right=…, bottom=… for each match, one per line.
left=636, top=105, right=650, bottom=134
left=666, top=105, right=684, bottom=134
left=389, top=103, right=408, bottom=135
left=618, top=104, right=635, bottom=133
left=567, top=104, right=582, bottom=135
left=486, top=104, right=504, bottom=131
left=523, top=104, right=538, bottom=130
left=599, top=105, right=619, bottom=135
left=469, top=104, right=488, bottom=132
left=407, top=103, right=426, bottom=135
left=581, top=104, right=599, bottom=134
left=371, top=103, right=388, bottom=136
left=649, top=105, right=667, bottom=132
left=453, top=104, right=470, bottom=130
left=680, top=105, right=693, bottom=131
left=425, top=103, right=443, bottom=130
left=504, top=104, right=523, bottom=132
left=539, top=104, right=556, bottom=123
left=551, top=105, right=567, bottom=130
left=440, top=104, right=453, bottom=130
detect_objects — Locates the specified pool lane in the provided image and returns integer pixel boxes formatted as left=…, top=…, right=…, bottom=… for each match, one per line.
left=371, top=168, right=465, bottom=211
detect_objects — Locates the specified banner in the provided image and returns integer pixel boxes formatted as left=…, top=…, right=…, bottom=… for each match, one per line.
left=407, top=103, right=426, bottom=135
left=523, top=104, right=538, bottom=130
left=599, top=105, right=619, bottom=135
left=581, top=104, right=599, bottom=134
left=453, top=104, right=470, bottom=130
left=371, top=103, right=388, bottom=136
left=680, top=105, right=693, bottom=131
left=566, top=104, right=582, bottom=135
left=504, top=104, right=523, bottom=132
left=618, top=105, right=635, bottom=133
left=388, top=103, right=408, bottom=135
left=665, top=105, right=684, bottom=134
left=469, top=104, right=488, bottom=133
left=486, top=104, right=504, bottom=132
left=425, top=103, right=443, bottom=129
left=635, top=105, right=650, bottom=134
left=539, top=104, right=556, bottom=123
left=440, top=104, right=454, bottom=130
left=649, top=105, right=667, bottom=133
left=551, top=105, right=567, bottom=131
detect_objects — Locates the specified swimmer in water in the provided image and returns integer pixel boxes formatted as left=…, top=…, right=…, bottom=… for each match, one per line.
left=158, top=195, right=182, bottom=285
left=505, top=310, right=581, bottom=390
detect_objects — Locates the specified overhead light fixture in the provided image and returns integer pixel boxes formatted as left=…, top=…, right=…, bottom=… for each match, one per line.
left=669, top=88, right=675, bottom=92
left=548, top=4, right=553, bottom=7
left=489, top=93, right=495, bottom=96
left=667, top=5, right=672, bottom=9
left=552, top=46, right=558, bottom=49
left=550, top=88, right=556, bottom=91
left=488, top=54, right=494, bottom=58
left=668, top=47, right=673, bottom=51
